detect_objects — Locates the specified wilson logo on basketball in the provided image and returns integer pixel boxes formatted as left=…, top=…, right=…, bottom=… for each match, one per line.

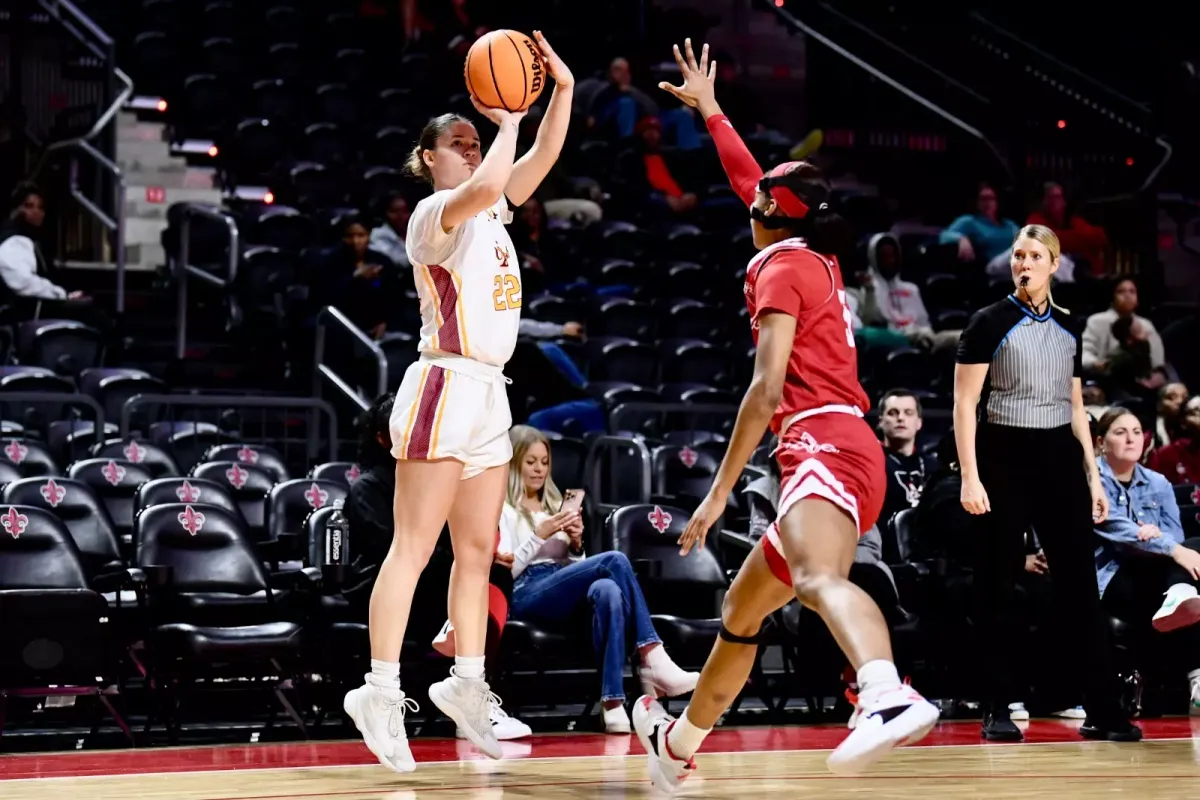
left=40, top=479, right=66, bottom=507
left=524, top=38, right=544, bottom=94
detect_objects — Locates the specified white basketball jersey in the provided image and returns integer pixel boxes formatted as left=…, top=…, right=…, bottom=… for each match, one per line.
left=405, top=190, right=522, bottom=368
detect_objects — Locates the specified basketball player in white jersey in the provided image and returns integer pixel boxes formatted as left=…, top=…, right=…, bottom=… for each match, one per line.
left=344, top=32, right=574, bottom=772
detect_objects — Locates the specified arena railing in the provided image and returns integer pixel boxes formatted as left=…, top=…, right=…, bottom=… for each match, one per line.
left=120, top=394, right=339, bottom=468
left=312, top=306, right=388, bottom=413
left=26, top=0, right=135, bottom=313
left=0, top=392, right=105, bottom=434
left=174, top=204, right=240, bottom=360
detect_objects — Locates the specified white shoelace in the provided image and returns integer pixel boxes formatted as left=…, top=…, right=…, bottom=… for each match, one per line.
left=448, top=668, right=494, bottom=731
left=487, top=690, right=509, bottom=720
left=382, top=694, right=420, bottom=738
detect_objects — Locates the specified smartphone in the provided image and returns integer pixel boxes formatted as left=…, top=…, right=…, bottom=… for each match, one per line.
left=560, top=489, right=586, bottom=514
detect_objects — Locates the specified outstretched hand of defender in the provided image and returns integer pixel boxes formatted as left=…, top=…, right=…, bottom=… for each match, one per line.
left=658, top=38, right=717, bottom=110
left=679, top=491, right=726, bottom=555
left=533, top=31, right=573, bottom=89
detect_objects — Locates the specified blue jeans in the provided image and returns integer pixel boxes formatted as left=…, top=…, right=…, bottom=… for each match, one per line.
left=511, top=551, right=660, bottom=701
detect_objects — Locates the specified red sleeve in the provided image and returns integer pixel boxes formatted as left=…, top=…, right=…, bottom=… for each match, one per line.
left=754, top=251, right=832, bottom=320
left=706, top=114, right=762, bottom=208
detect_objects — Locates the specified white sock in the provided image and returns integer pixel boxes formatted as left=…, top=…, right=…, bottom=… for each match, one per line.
left=857, top=659, right=902, bottom=694
left=368, top=659, right=401, bottom=696
left=665, top=708, right=710, bottom=760
left=454, top=655, right=485, bottom=681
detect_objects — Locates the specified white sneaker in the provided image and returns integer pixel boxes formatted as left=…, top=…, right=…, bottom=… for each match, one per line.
left=603, top=703, right=631, bottom=734
left=826, top=683, right=940, bottom=776
left=638, top=647, right=700, bottom=698
left=455, top=691, right=532, bottom=741
left=343, top=680, right=420, bottom=773
left=1190, top=677, right=1200, bottom=716
left=1153, top=584, right=1200, bottom=633
left=1052, top=706, right=1086, bottom=720
left=1008, top=702, right=1030, bottom=721
left=632, top=696, right=695, bottom=793
left=428, top=668, right=503, bottom=759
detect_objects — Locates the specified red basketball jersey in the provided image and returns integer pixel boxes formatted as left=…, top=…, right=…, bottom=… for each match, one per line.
left=743, top=238, right=870, bottom=434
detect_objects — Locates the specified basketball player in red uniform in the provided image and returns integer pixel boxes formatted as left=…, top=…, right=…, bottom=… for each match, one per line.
left=632, top=40, right=939, bottom=792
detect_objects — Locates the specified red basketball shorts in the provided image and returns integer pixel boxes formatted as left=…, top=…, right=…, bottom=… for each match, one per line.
left=761, top=409, right=886, bottom=587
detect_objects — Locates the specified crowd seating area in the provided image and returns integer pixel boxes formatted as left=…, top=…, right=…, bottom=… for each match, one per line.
left=2, top=0, right=1197, bottom=748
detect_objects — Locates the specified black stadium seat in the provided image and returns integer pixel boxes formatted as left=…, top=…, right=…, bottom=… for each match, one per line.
left=267, top=479, right=349, bottom=560
left=93, top=438, right=180, bottom=478
left=3, top=477, right=124, bottom=577
left=308, top=461, right=361, bottom=487
left=205, top=443, right=290, bottom=483
left=66, top=458, right=156, bottom=547
left=0, top=437, right=61, bottom=477
left=191, top=461, right=276, bottom=544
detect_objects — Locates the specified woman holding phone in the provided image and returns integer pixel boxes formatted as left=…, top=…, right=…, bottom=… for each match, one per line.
left=499, top=425, right=698, bottom=733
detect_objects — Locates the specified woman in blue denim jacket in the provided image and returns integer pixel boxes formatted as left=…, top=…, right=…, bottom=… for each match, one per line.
left=1094, top=407, right=1200, bottom=712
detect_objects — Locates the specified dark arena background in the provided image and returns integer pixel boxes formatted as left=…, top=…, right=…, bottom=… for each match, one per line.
left=1, top=0, right=1199, bottom=796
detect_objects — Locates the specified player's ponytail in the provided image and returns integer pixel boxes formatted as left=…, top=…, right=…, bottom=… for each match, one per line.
left=799, top=203, right=855, bottom=267
left=405, top=113, right=470, bottom=186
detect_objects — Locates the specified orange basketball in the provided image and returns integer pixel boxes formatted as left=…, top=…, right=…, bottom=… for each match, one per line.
left=464, top=30, right=547, bottom=112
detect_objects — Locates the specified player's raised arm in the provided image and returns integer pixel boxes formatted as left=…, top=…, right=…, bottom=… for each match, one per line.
left=677, top=310, right=794, bottom=555
left=441, top=103, right=525, bottom=232
left=659, top=38, right=762, bottom=207
left=505, top=31, right=574, bottom=207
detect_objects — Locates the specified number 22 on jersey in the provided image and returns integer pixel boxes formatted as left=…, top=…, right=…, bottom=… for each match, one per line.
left=493, top=274, right=521, bottom=311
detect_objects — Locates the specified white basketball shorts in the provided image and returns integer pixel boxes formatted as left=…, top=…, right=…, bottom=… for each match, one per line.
left=389, top=355, right=512, bottom=480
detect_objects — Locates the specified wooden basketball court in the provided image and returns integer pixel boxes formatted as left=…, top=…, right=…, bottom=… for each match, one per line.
left=5, top=719, right=1200, bottom=798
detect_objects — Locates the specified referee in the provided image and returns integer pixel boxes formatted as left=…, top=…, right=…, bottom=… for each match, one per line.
left=953, top=224, right=1142, bottom=743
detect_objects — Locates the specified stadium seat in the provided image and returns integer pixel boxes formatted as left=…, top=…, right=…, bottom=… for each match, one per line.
left=3, top=477, right=124, bottom=577
left=545, top=435, right=587, bottom=490
left=93, top=438, right=180, bottom=478
left=17, top=320, right=103, bottom=375
left=267, top=479, right=350, bottom=562
left=248, top=205, right=316, bottom=252
left=150, top=422, right=231, bottom=472
left=79, top=368, right=167, bottom=425
left=0, top=437, right=61, bottom=477
left=134, top=503, right=312, bottom=739
left=0, top=505, right=133, bottom=741
left=588, top=340, right=656, bottom=385
left=591, top=298, right=654, bottom=340
left=205, top=443, right=290, bottom=483
left=308, top=461, right=361, bottom=488
left=66, top=458, right=156, bottom=548
left=662, top=299, right=720, bottom=340
left=190, top=461, right=277, bottom=545
left=303, top=122, right=354, bottom=166
left=136, top=477, right=243, bottom=529
left=650, top=444, right=720, bottom=510
left=661, top=340, right=727, bottom=384
left=47, top=420, right=119, bottom=466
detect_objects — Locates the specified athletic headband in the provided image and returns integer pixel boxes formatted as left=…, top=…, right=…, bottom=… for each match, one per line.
left=751, top=162, right=830, bottom=230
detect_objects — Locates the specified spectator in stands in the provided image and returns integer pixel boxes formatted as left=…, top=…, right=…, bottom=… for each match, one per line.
left=878, top=390, right=935, bottom=536
left=314, top=215, right=396, bottom=339
left=584, top=57, right=659, bottom=140
left=855, top=234, right=959, bottom=353
left=499, top=426, right=698, bottom=733
left=1148, top=396, right=1200, bottom=485
left=369, top=192, right=411, bottom=269
left=1108, top=316, right=1168, bottom=398
left=634, top=116, right=697, bottom=216
left=0, top=183, right=88, bottom=305
left=1083, top=381, right=1110, bottom=420
left=1082, top=278, right=1165, bottom=374
left=938, top=183, right=1020, bottom=265
left=344, top=394, right=532, bottom=739
left=1026, top=182, right=1108, bottom=276
left=1094, top=406, right=1200, bottom=713
left=912, top=431, right=973, bottom=564
left=1155, top=382, right=1191, bottom=448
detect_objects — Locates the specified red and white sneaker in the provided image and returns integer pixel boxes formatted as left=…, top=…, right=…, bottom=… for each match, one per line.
left=826, top=683, right=939, bottom=775
left=632, top=696, right=696, bottom=793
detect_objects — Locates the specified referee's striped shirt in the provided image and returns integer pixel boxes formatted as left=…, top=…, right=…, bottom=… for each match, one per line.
left=956, top=295, right=1084, bottom=429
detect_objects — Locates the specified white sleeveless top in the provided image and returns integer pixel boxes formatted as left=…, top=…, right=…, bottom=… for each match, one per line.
left=405, top=190, right=522, bottom=368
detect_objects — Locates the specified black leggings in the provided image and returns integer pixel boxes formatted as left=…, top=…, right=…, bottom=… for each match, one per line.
left=973, top=423, right=1123, bottom=717
left=1102, top=537, right=1200, bottom=675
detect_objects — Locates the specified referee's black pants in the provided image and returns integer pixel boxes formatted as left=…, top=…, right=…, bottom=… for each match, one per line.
left=973, top=423, right=1124, bottom=719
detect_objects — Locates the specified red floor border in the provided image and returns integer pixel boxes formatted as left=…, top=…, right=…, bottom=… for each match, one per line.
left=2, top=718, right=1196, bottom=781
